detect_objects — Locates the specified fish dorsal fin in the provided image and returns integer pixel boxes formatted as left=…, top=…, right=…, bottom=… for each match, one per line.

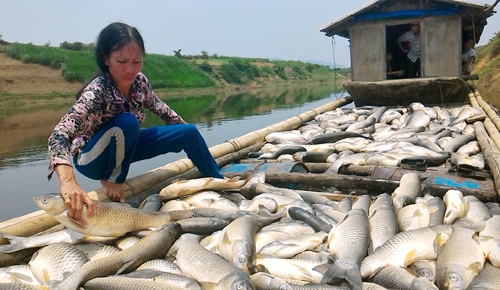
left=404, top=249, right=418, bottom=266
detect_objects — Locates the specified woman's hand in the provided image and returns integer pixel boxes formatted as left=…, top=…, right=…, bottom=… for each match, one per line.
left=56, top=164, right=95, bottom=219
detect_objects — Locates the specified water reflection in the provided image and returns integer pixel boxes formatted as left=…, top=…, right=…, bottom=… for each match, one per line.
left=0, top=84, right=337, bottom=169
left=0, top=84, right=343, bottom=221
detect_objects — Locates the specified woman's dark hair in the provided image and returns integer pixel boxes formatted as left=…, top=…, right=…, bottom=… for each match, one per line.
left=95, top=22, right=146, bottom=73
left=75, top=22, right=145, bottom=98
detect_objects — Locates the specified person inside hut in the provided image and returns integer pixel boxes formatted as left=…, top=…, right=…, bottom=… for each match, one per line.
left=397, top=22, right=421, bottom=78
left=462, top=37, right=476, bottom=75
left=386, top=51, right=405, bottom=79
left=47, top=22, right=224, bottom=219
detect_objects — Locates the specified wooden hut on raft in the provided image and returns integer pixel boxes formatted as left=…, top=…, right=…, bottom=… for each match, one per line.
left=320, top=0, right=498, bottom=106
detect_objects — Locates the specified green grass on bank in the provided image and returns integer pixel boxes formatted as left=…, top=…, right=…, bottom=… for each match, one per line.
left=3, top=42, right=350, bottom=90
left=476, top=31, right=500, bottom=79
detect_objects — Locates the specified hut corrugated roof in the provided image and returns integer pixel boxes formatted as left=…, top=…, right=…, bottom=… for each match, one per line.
left=320, top=0, right=496, bottom=42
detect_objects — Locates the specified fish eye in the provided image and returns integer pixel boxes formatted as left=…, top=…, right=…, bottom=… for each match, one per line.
left=238, top=256, right=247, bottom=263
left=236, top=283, right=244, bottom=290
left=42, top=198, right=49, bottom=204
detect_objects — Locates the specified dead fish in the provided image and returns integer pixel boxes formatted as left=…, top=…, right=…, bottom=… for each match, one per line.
left=362, top=282, right=390, bottom=290
left=136, top=259, right=182, bottom=275
left=34, top=193, right=190, bottom=237
left=259, top=232, right=327, bottom=258
left=346, top=116, right=376, bottom=132
left=255, top=254, right=323, bottom=283
left=360, top=225, right=452, bottom=278
left=177, top=217, right=229, bottom=235
left=218, top=217, right=258, bottom=275
left=55, top=223, right=181, bottom=290
left=239, top=197, right=278, bottom=213
left=83, top=276, right=188, bottom=290
left=0, top=264, right=39, bottom=286
left=250, top=272, right=292, bottom=290
left=352, top=195, right=373, bottom=215
left=302, top=131, right=366, bottom=144
left=443, top=134, right=476, bottom=152
left=138, top=194, right=162, bottom=212
left=176, top=233, right=253, bottom=290
left=159, top=200, right=192, bottom=212
left=325, top=153, right=369, bottom=174
left=321, top=209, right=370, bottom=290
left=159, top=177, right=247, bottom=200
left=456, top=141, right=481, bottom=155
left=368, top=193, right=394, bottom=217
left=183, top=191, right=239, bottom=211
left=288, top=207, right=332, bottom=233
left=465, top=195, right=492, bottom=223
left=368, top=202, right=398, bottom=254
left=392, top=172, right=422, bottom=211
left=265, top=131, right=305, bottom=144
left=338, top=197, right=353, bottom=213
left=191, top=207, right=257, bottom=221
left=260, top=145, right=307, bottom=160
left=0, top=282, right=47, bottom=289
left=75, top=243, right=120, bottom=261
left=450, top=153, right=485, bottom=171
left=467, top=262, right=500, bottom=290
left=0, top=229, right=116, bottom=253
left=313, top=204, right=347, bottom=223
left=436, top=219, right=485, bottom=290
left=115, top=235, right=141, bottom=250
left=416, top=194, right=445, bottom=226
left=402, top=109, right=431, bottom=129
left=371, top=266, right=438, bottom=290
left=408, top=259, right=437, bottom=283
left=443, top=190, right=469, bottom=225
left=29, top=242, right=88, bottom=286
left=396, top=203, right=433, bottom=232
left=296, top=190, right=338, bottom=208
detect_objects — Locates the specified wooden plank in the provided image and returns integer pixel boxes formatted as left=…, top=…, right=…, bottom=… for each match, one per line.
left=264, top=172, right=497, bottom=202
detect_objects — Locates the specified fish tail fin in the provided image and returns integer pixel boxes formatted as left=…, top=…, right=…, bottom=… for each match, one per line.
left=317, top=263, right=362, bottom=290
left=0, top=231, right=27, bottom=253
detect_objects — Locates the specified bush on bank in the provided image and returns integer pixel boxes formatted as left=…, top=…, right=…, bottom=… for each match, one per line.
left=4, top=42, right=350, bottom=89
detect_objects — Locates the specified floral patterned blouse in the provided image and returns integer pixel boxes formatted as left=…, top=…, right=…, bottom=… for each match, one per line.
left=47, top=72, right=182, bottom=179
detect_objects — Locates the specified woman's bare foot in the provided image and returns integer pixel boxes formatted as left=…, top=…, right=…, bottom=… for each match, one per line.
left=100, top=180, right=125, bottom=202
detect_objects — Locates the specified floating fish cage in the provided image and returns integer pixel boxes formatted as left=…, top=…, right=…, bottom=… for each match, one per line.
left=1, top=89, right=500, bottom=289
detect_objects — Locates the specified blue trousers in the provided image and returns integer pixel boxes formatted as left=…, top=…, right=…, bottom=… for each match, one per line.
left=74, top=113, right=223, bottom=183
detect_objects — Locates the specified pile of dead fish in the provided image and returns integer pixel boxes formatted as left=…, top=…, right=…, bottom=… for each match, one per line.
left=2, top=172, right=500, bottom=290
left=1, top=102, right=499, bottom=290
left=257, top=102, right=485, bottom=173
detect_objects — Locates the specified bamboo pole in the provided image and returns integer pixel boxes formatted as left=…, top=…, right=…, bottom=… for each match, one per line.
left=0, top=96, right=352, bottom=238
left=473, top=121, right=500, bottom=198
left=469, top=91, right=500, bottom=151
left=474, top=89, right=500, bottom=133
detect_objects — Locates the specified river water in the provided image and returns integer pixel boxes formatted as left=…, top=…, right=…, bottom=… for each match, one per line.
left=0, top=84, right=352, bottom=222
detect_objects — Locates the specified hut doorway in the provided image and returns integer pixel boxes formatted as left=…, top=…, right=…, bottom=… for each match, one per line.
left=386, top=23, right=419, bottom=80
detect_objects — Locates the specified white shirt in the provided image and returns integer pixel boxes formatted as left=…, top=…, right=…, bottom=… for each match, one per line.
left=462, top=48, right=476, bottom=73
left=399, top=30, right=421, bottom=63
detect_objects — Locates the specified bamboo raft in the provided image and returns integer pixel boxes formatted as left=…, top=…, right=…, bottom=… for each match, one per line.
left=1, top=88, right=500, bottom=284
